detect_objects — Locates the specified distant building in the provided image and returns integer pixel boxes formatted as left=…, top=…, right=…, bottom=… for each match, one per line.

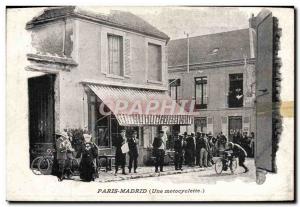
left=26, top=7, right=192, bottom=165
left=167, top=29, right=256, bottom=140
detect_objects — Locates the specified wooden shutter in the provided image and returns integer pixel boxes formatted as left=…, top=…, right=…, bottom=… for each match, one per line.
left=124, top=38, right=131, bottom=76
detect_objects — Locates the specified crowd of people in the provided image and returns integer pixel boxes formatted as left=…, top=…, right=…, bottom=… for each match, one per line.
left=52, top=129, right=255, bottom=182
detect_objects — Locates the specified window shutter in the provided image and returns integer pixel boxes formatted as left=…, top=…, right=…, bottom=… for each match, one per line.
left=124, top=38, right=131, bottom=76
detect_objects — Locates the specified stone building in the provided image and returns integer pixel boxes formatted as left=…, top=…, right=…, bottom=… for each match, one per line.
left=167, top=28, right=256, bottom=140
left=26, top=7, right=192, bottom=165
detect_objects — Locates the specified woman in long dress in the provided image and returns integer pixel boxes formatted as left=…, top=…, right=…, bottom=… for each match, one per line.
left=77, top=134, right=98, bottom=182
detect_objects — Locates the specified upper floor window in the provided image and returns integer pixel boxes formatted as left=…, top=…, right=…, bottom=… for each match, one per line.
left=195, top=77, right=208, bottom=109
left=148, top=43, right=162, bottom=82
left=108, top=34, right=123, bottom=76
left=168, top=79, right=181, bottom=100
left=228, top=73, right=243, bottom=108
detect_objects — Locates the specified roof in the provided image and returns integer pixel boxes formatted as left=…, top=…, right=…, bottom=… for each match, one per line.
left=26, top=6, right=169, bottom=41
left=168, top=29, right=253, bottom=67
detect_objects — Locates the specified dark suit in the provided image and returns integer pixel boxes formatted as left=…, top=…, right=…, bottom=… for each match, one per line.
left=152, top=137, right=165, bottom=172
left=114, top=135, right=126, bottom=173
left=185, top=136, right=196, bottom=166
left=127, top=137, right=139, bottom=172
left=174, top=137, right=184, bottom=170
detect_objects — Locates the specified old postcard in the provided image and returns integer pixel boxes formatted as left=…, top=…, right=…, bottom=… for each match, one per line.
left=6, top=6, right=295, bottom=201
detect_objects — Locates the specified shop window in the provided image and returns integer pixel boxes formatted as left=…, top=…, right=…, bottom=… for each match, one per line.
left=228, top=73, right=243, bottom=108
left=88, top=93, right=110, bottom=148
left=108, top=34, right=123, bottom=76
left=195, top=77, right=208, bottom=109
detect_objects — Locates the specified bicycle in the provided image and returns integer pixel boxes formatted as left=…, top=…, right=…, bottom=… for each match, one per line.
left=31, top=148, right=54, bottom=175
left=214, top=151, right=238, bottom=174
left=31, top=149, right=80, bottom=176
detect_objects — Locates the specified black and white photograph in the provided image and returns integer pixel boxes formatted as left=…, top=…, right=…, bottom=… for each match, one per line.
left=5, top=5, right=295, bottom=202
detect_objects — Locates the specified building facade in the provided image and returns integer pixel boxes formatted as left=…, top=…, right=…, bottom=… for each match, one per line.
left=26, top=7, right=191, bottom=165
left=168, top=29, right=256, bottom=141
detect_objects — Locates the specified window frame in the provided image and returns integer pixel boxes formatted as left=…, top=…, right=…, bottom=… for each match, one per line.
left=168, top=79, right=181, bottom=101
left=107, top=33, right=124, bottom=77
left=194, top=76, right=208, bottom=109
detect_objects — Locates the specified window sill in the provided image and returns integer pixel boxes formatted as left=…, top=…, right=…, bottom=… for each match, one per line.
left=105, top=73, right=125, bottom=80
left=147, top=79, right=163, bottom=85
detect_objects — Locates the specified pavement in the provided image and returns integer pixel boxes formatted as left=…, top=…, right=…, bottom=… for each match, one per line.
left=72, top=158, right=255, bottom=183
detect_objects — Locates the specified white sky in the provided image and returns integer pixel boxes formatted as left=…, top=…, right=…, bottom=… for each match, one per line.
left=83, top=6, right=263, bottom=39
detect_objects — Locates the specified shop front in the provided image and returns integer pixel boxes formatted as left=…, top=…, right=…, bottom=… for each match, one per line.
left=84, top=83, right=193, bottom=165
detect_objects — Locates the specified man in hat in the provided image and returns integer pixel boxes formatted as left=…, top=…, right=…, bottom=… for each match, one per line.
left=114, top=129, right=127, bottom=175
left=185, top=133, right=196, bottom=167
left=174, top=133, right=184, bottom=170
left=55, top=131, right=73, bottom=181
left=152, top=130, right=166, bottom=173
left=127, top=130, right=139, bottom=173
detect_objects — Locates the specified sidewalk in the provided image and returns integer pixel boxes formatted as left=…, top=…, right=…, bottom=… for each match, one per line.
left=96, top=165, right=209, bottom=182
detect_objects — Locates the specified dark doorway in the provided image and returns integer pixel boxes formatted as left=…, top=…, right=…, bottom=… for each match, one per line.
left=228, top=116, right=242, bottom=141
left=28, top=74, right=55, bottom=163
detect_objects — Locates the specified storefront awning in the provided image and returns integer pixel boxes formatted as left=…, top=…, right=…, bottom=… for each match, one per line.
left=87, top=84, right=193, bottom=126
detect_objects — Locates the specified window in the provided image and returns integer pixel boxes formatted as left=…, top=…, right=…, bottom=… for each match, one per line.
left=108, top=34, right=123, bottom=76
left=195, top=77, right=208, bottom=109
left=148, top=43, right=162, bottom=81
left=228, top=73, right=243, bottom=108
left=168, top=79, right=181, bottom=101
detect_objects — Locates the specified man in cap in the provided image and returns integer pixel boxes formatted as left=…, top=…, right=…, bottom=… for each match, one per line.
left=114, top=128, right=127, bottom=175
left=55, top=131, right=73, bottom=181
left=174, top=132, right=184, bottom=170
left=127, top=130, right=139, bottom=173
left=185, top=133, right=196, bottom=167
left=152, top=130, right=166, bottom=173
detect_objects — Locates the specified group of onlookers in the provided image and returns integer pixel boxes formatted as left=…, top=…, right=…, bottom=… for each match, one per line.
left=172, top=131, right=228, bottom=170
left=52, top=129, right=255, bottom=181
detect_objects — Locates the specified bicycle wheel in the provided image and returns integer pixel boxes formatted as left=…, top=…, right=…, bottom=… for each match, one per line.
left=31, top=157, right=42, bottom=175
left=69, top=159, right=80, bottom=175
left=230, top=158, right=238, bottom=174
left=38, top=157, right=51, bottom=175
left=214, top=158, right=223, bottom=174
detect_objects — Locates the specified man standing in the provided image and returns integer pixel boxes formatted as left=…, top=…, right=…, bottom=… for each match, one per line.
left=128, top=130, right=139, bottom=173
left=55, top=131, right=72, bottom=181
left=195, top=132, right=201, bottom=166
left=174, top=133, right=184, bottom=170
left=114, top=129, right=127, bottom=175
left=199, top=133, right=208, bottom=168
left=185, top=133, right=196, bottom=167
left=152, top=130, right=165, bottom=173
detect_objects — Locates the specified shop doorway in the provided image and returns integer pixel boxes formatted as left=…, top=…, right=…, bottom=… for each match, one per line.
left=228, top=116, right=242, bottom=141
left=28, top=74, right=55, bottom=163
